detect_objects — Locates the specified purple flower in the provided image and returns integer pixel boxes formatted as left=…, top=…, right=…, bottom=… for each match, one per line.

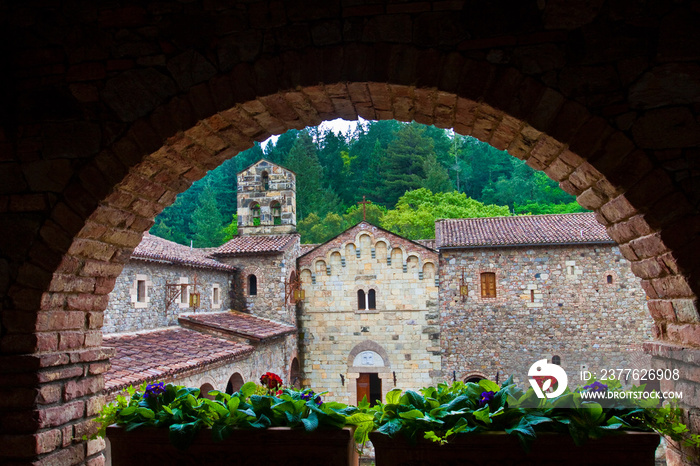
left=479, top=391, right=495, bottom=407
left=144, top=382, right=166, bottom=398
left=301, top=390, right=323, bottom=406
left=583, top=381, right=608, bottom=392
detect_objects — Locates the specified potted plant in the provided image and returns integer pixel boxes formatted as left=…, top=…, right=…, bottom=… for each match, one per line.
left=96, top=373, right=360, bottom=466
left=360, top=377, right=662, bottom=466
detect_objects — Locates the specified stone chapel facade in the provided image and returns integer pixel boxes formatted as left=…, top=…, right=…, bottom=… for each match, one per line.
left=103, top=160, right=652, bottom=405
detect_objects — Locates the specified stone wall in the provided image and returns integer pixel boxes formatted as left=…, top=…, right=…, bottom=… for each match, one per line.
left=298, top=224, right=439, bottom=405
left=104, top=260, right=232, bottom=334
left=439, top=244, right=653, bottom=387
left=218, top=240, right=300, bottom=325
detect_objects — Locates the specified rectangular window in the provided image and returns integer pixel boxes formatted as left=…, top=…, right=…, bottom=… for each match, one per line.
left=137, top=280, right=146, bottom=302
left=480, top=272, right=496, bottom=298
left=213, top=287, right=220, bottom=305
left=530, top=290, right=535, bottom=302
left=180, top=284, right=188, bottom=304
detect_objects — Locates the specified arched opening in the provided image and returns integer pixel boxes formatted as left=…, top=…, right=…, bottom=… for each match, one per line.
left=226, top=373, right=245, bottom=395
left=368, top=289, right=376, bottom=310
left=607, top=274, right=614, bottom=285
left=357, top=289, right=366, bottom=310
left=465, top=376, right=485, bottom=384
left=199, top=383, right=215, bottom=400
left=250, top=202, right=261, bottom=226
left=262, top=171, right=270, bottom=191
left=5, top=8, right=700, bottom=461
left=248, top=274, right=257, bottom=296
left=271, top=200, right=282, bottom=225
left=290, top=358, right=301, bottom=389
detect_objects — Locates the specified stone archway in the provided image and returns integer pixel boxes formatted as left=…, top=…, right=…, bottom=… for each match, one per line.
left=1, top=2, right=700, bottom=464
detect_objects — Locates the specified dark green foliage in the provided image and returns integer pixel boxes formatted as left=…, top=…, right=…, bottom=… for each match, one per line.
left=151, top=122, right=587, bottom=245
left=192, top=184, right=225, bottom=247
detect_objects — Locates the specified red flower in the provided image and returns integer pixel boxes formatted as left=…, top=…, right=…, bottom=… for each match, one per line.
left=260, top=372, right=283, bottom=390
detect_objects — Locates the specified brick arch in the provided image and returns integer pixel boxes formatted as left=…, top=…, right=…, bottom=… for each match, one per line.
left=3, top=2, right=700, bottom=464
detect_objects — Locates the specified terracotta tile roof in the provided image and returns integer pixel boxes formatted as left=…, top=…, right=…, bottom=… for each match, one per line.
left=132, top=233, right=235, bottom=271
left=214, top=234, right=298, bottom=255
left=436, top=213, right=613, bottom=248
left=103, top=328, right=254, bottom=394
left=179, top=311, right=296, bottom=341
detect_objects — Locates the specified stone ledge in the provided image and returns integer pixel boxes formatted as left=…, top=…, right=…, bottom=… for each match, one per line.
left=643, top=341, right=700, bottom=364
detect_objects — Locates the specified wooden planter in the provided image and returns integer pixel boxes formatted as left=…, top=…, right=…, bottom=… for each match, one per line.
left=107, top=425, right=359, bottom=466
left=369, top=431, right=660, bottom=466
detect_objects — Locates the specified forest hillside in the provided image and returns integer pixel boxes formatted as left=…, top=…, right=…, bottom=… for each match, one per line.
left=151, top=121, right=586, bottom=246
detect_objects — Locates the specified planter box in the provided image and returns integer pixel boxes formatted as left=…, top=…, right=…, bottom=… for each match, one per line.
left=107, top=425, right=358, bottom=466
left=369, top=431, right=659, bottom=466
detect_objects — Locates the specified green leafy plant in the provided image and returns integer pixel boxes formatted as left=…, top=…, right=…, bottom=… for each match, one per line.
left=353, top=377, right=664, bottom=450
left=94, top=377, right=365, bottom=450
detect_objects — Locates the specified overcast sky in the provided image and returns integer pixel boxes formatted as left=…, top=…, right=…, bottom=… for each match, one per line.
left=262, top=117, right=364, bottom=149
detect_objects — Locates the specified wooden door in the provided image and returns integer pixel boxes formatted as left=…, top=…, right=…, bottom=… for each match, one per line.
left=357, top=373, right=370, bottom=404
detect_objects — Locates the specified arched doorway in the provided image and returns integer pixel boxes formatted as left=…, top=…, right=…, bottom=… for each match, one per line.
left=199, top=383, right=215, bottom=400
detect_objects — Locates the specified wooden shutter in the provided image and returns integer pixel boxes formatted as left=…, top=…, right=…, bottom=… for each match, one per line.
left=481, top=272, right=496, bottom=298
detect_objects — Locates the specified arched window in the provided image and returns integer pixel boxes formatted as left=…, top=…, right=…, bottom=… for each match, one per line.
left=250, top=202, right=261, bottom=226
left=480, top=272, right=496, bottom=298
left=248, top=274, right=257, bottom=296
left=271, top=201, right=282, bottom=225
left=226, top=373, right=245, bottom=394
left=607, top=274, right=613, bottom=284
left=552, top=355, right=561, bottom=365
left=199, top=383, right=215, bottom=400
left=290, top=358, right=301, bottom=389
left=465, top=376, right=485, bottom=383
left=261, top=171, right=269, bottom=190
left=368, top=289, right=376, bottom=310
left=357, top=289, right=365, bottom=310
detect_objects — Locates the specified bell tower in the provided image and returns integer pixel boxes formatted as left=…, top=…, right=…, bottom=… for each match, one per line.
left=237, top=159, right=296, bottom=235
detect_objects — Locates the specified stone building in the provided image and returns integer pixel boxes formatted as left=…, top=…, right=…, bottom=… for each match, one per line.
left=102, top=221, right=299, bottom=400
left=297, top=222, right=440, bottom=405
left=436, top=214, right=652, bottom=386
left=103, top=160, right=651, bottom=407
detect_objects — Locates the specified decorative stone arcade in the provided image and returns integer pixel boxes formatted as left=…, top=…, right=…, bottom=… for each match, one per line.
left=1, top=2, right=700, bottom=465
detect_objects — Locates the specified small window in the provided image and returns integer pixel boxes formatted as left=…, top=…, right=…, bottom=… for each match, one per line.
left=552, top=355, right=561, bottom=365
left=368, top=289, right=376, bottom=310
left=357, top=289, right=365, bottom=310
left=606, top=274, right=613, bottom=284
left=213, top=286, right=220, bottom=305
left=530, top=290, right=535, bottom=302
left=262, top=171, right=269, bottom=190
left=137, top=280, right=146, bottom=302
left=465, top=376, right=484, bottom=384
left=271, top=201, right=282, bottom=225
left=248, top=275, right=257, bottom=296
left=480, top=272, right=496, bottom=298
left=180, top=284, right=188, bottom=304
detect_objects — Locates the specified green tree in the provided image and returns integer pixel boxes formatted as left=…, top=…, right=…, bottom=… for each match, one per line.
left=381, top=123, right=437, bottom=206
left=381, top=188, right=511, bottom=240
left=297, top=212, right=345, bottom=244
left=220, top=214, right=238, bottom=242
left=422, top=153, right=453, bottom=194
left=192, top=184, right=225, bottom=247
left=285, top=131, right=340, bottom=219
